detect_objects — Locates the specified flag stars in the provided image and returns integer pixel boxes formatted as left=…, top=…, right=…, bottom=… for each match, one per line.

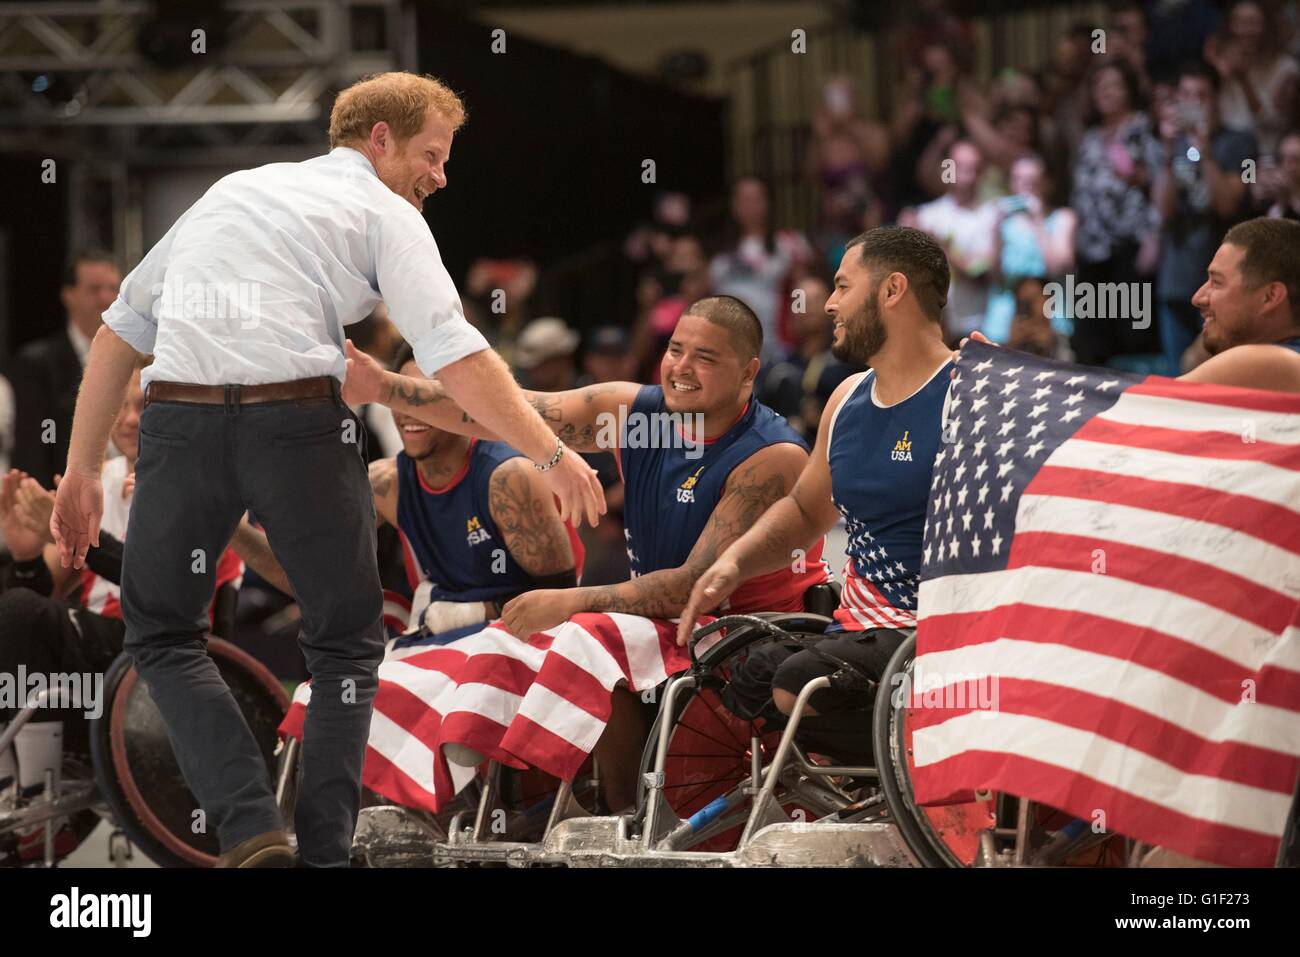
left=1098, top=379, right=1119, bottom=391
left=973, top=359, right=993, bottom=373
left=974, top=459, right=989, bottom=480
left=953, top=462, right=967, bottom=483
left=996, top=460, right=1014, bottom=478
left=972, top=416, right=987, bottom=435
left=976, top=482, right=989, bottom=504
left=956, top=484, right=969, bottom=506
left=1061, top=408, right=1082, bottom=423
left=1065, top=375, right=1085, bottom=387
left=1031, top=386, right=1051, bottom=401
left=971, top=376, right=990, bottom=393
left=997, top=438, right=1015, bottom=457
left=1025, top=440, right=1045, bottom=458
left=983, top=507, right=995, bottom=529
left=1002, top=365, right=1024, bottom=377
left=948, top=538, right=960, bottom=559
left=1000, top=398, right=1019, bottom=416
left=991, top=532, right=1004, bottom=554
left=1028, top=403, right=1049, bottom=419
left=1063, top=391, right=1084, bottom=406
left=1000, top=480, right=1015, bottom=502
left=998, top=419, right=1016, bottom=437
left=999, top=380, right=1019, bottom=396
left=1033, top=370, right=1055, bottom=382
left=1027, top=421, right=1046, bottom=440
left=961, top=508, right=973, bottom=531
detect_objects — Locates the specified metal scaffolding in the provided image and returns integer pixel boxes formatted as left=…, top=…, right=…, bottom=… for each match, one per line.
left=0, top=0, right=408, bottom=258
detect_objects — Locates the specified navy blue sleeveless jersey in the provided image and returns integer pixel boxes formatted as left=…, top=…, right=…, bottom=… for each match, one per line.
left=395, top=439, right=537, bottom=604
left=827, top=361, right=953, bottom=631
left=617, top=385, right=828, bottom=613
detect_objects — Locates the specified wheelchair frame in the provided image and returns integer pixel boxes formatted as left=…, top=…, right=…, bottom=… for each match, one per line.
left=414, top=612, right=915, bottom=868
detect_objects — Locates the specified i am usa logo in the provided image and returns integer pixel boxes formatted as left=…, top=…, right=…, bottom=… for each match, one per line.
left=466, top=515, right=492, bottom=546
left=676, top=466, right=705, bottom=503
left=891, top=430, right=913, bottom=462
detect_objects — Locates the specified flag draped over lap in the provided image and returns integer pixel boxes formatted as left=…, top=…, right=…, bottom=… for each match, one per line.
left=279, top=613, right=691, bottom=813
left=912, top=341, right=1300, bottom=867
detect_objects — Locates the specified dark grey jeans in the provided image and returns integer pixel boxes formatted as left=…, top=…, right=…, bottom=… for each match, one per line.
left=120, top=382, right=384, bottom=867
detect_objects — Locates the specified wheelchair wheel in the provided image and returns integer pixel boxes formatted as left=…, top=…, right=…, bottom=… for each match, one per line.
left=873, top=633, right=994, bottom=867
left=90, top=640, right=288, bottom=867
left=637, top=623, right=832, bottom=853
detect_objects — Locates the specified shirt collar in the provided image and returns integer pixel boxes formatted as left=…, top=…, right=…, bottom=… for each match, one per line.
left=330, top=146, right=379, bottom=179
left=66, top=321, right=91, bottom=365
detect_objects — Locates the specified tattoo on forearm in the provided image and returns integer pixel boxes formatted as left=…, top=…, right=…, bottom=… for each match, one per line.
left=525, top=389, right=607, bottom=452
left=489, top=464, right=572, bottom=576
left=590, top=461, right=789, bottom=618
left=388, top=376, right=448, bottom=409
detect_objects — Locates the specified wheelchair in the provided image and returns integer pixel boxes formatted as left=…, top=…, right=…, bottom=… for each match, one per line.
left=1, top=583, right=289, bottom=868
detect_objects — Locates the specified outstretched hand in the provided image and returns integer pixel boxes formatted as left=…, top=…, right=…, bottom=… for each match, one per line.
left=675, top=557, right=742, bottom=647
left=539, top=447, right=606, bottom=529
left=49, top=468, right=103, bottom=569
left=952, top=330, right=993, bottom=377
left=342, top=339, right=388, bottom=406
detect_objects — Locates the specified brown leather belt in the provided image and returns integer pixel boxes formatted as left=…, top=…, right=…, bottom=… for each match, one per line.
left=145, top=376, right=336, bottom=408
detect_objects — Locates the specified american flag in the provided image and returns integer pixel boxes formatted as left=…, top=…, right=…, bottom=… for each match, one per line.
left=911, top=341, right=1300, bottom=867
left=280, top=613, right=690, bottom=812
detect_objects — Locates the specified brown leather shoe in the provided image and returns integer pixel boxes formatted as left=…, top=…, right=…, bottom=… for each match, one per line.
left=215, top=829, right=296, bottom=868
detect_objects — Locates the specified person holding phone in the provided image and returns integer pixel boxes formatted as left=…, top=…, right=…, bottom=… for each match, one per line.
left=1155, top=60, right=1257, bottom=375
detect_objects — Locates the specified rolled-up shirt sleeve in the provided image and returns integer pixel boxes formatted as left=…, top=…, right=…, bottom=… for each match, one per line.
left=102, top=208, right=192, bottom=354
left=375, top=211, right=490, bottom=375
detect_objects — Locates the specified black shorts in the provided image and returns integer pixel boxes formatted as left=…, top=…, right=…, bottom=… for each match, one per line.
left=722, top=628, right=907, bottom=761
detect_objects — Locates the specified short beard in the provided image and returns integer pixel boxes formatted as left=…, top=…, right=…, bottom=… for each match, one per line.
left=831, top=287, right=887, bottom=365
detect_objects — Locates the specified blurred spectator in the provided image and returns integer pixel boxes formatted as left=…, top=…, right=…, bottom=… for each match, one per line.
left=1144, top=0, right=1222, bottom=82
left=349, top=302, right=404, bottom=460
left=758, top=275, right=861, bottom=443
left=892, top=41, right=967, bottom=208
left=1206, top=0, right=1299, bottom=155
left=914, top=140, right=999, bottom=342
left=578, top=326, right=635, bottom=386
left=1008, top=276, right=1072, bottom=361
left=1041, top=23, right=1097, bottom=204
left=633, top=234, right=712, bottom=381
left=809, top=76, right=891, bottom=264
left=1109, top=1, right=1153, bottom=96
left=898, top=0, right=976, bottom=74
left=986, top=154, right=1078, bottom=343
left=514, top=317, right=580, bottom=392
left=1266, top=129, right=1300, bottom=217
left=1070, top=58, right=1162, bottom=365
left=461, top=257, right=539, bottom=364
left=708, top=176, right=813, bottom=359
left=623, top=191, right=692, bottom=266
left=1155, top=60, right=1257, bottom=374
left=951, top=79, right=1042, bottom=199
left=2, top=248, right=120, bottom=489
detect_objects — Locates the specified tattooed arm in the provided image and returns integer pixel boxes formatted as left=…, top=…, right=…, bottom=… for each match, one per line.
left=498, top=442, right=807, bottom=637
left=676, top=374, right=858, bottom=643
left=371, top=371, right=639, bottom=455
left=580, top=442, right=808, bottom=618
left=487, top=458, right=577, bottom=582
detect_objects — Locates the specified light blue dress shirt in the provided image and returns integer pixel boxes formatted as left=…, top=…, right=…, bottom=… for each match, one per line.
left=103, top=147, right=489, bottom=389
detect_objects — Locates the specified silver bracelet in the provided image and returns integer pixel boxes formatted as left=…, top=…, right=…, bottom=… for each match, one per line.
left=534, top=439, right=565, bottom=472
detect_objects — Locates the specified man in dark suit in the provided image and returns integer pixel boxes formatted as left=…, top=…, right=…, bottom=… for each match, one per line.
left=4, top=249, right=121, bottom=488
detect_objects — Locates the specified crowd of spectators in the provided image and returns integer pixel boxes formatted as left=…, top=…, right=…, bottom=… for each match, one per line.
left=6, top=0, right=1300, bottom=673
